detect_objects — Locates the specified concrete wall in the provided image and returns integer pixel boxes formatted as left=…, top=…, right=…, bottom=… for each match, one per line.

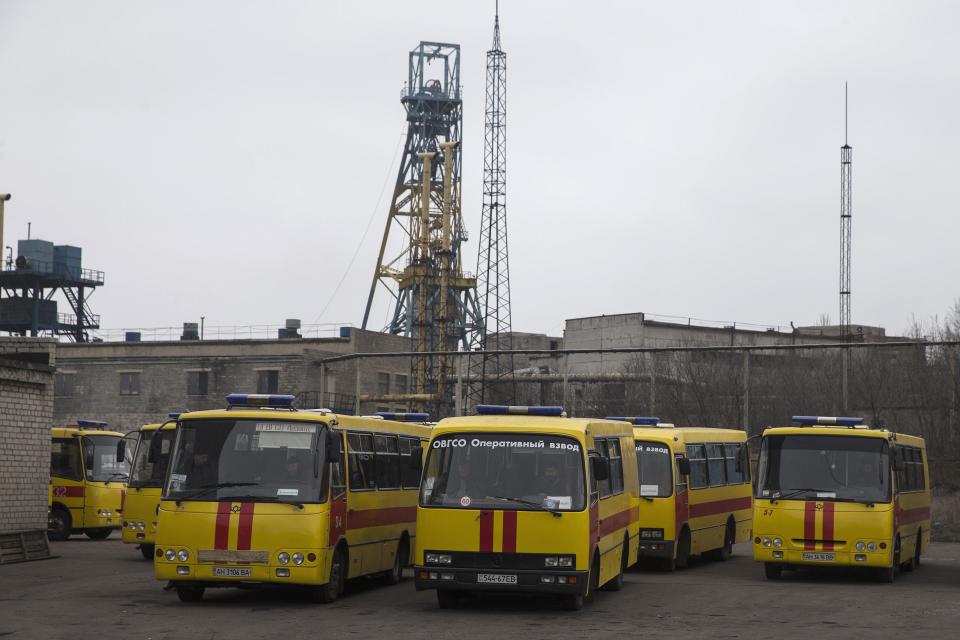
left=53, top=329, right=412, bottom=432
left=0, top=338, right=55, bottom=537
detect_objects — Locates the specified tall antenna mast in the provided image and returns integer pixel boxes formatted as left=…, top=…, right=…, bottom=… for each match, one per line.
left=468, top=1, right=515, bottom=408
left=840, top=82, right=852, bottom=341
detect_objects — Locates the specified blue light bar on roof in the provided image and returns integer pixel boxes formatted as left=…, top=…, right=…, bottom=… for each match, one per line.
left=792, top=415, right=864, bottom=427
left=606, top=416, right=661, bottom=426
left=167, top=412, right=181, bottom=420
left=226, top=393, right=296, bottom=408
left=77, top=419, right=108, bottom=428
left=375, top=412, right=430, bottom=422
left=476, top=405, right=565, bottom=417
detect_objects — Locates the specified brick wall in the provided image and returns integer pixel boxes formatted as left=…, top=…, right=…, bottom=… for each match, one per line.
left=0, top=338, right=55, bottom=536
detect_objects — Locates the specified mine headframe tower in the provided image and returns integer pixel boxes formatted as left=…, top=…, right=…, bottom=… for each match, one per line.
left=362, top=42, right=482, bottom=413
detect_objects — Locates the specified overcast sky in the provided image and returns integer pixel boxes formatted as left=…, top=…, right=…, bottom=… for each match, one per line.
left=1, top=1, right=957, bottom=339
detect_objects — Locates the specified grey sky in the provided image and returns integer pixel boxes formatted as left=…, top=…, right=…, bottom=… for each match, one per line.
left=1, top=1, right=957, bottom=338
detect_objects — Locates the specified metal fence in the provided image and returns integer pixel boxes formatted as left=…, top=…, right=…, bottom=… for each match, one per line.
left=318, top=340, right=960, bottom=489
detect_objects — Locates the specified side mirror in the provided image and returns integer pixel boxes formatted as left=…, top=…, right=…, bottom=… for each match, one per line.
left=116, top=439, right=126, bottom=463
left=326, top=431, right=343, bottom=463
left=677, top=457, right=691, bottom=477
left=591, top=456, right=610, bottom=482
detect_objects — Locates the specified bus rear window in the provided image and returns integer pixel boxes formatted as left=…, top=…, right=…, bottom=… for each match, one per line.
left=635, top=441, right=672, bottom=497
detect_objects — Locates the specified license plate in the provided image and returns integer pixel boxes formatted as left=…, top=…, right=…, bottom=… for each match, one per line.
left=802, top=553, right=835, bottom=562
left=476, top=573, right=517, bottom=584
left=213, top=567, right=252, bottom=578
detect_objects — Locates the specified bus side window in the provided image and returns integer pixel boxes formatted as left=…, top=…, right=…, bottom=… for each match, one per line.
left=608, top=439, right=624, bottom=495
left=674, top=455, right=688, bottom=494
left=374, top=434, right=400, bottom=489
left=399, top=437, right=422, bottom=489
left=686, top=444, right=708, bottom=489
left=706, top=444, right=726, bottom=487
left=594, top=439, right=611, bottom=497
left=724, top=443, right=742, bottom=484
left=347, top=432, right=377, bottom=490
left=330, top=435, right=346, bottom=499
left=587, top=451, right=600, bottom=501
left=51, top=438, right=82, bottom=481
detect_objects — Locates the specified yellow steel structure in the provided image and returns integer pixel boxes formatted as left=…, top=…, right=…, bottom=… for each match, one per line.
left=631, top=425, right=752, bottom=570
left=753, top=420, right=930, bottom=581
left=415, top=410, right=639, bottom=610
left=122, top=420, right=178, bottom=559
left=48, top=424, right=128, bottom=540
left=154, top=403, right=431, bottom=603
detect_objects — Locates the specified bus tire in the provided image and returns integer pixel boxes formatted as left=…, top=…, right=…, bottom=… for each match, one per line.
left=175, top=584, right=204, bottom=602
left=708, top=519, right=735, bottom=561
left=48, top=506, right=71, bottom=541
left=877, top=536, right=901, bottom=583
left=437, top=590, right=461, bottom=609
left=85, top=528, right=113, bottom=540
left=139, top=544, right=155, bottom=560
left=913, top=531, right=922, bottom=570
left=603, top=534, right=629, bottom=591
left=764, top=563, right=782, bottom=580
left=675, top=528, right=691, bottom=570
left=560, top=594, right=584, bottom=611
left=384, top=536, right=408, bottom=585
left=312, top=547, right=346, bottom=603
left=585, top=552, right=600, bottom=602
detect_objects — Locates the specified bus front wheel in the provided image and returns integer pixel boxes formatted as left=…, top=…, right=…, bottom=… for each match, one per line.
left=437, top=590, right=461, bottom=609
left=139, top=544, right=155, bottom=560
left=764, top=563, right=783, bottom=580
left=560, top=593, right=584, bottom=611
left=675, top=528, right=691, bottom=570
left=176, top=584, right=204, bottom=602
left=48, top=507, right=71, bottom=541
left=85, top=528, right=113, bottom=540
left=312, top=548, right=345, bottom=603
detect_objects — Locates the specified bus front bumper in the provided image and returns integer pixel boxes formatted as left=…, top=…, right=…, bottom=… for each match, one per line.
left=754, top=546, right=892, bottom=568
left=156, top=562, right=326, bottom=586
left=414, top=566, right=589, bottom=595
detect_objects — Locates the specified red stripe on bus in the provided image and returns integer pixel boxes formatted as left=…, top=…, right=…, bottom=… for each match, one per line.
left=479, top=510, right=494, bottom=553
left=822, top=502, right=835, bottom=551
left=687, top=496, right=752, bottom=519
left=214, top=502, right=231, bottom=550
left=346, top=506, right=417, bottom=530
left=599, top=508, right=633, bottom=538
left=898, top=505, right=930, bottom=526
left=502, top=511, right=517, bottom=553
left=53, top=486, right=85, bottom=498
left=237, top=503, right=254, bottom=550
left=803, top=502, right=816, bottom=551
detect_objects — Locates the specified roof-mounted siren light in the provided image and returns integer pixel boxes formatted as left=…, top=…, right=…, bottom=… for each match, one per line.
left=476, top=405, right=566, bottom=417
left=792, top=415, right=864, bottom=428
left=606, top=416, right=661, bottom=426
left=375, top=412, right=431, bottom=422
left=225, top=393, right=297, bottom=409
left=167, top=412, right=181, bottom=420
left=77, top=419, right=109, bottom=429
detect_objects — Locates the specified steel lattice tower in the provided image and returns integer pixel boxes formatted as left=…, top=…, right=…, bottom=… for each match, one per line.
left=840, top=83, right=852, bottom=341
left=362, top=42, right=483, bottom=411
left=468, top=6, right=515, bottom=407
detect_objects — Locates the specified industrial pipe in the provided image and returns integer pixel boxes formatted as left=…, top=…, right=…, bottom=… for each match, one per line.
left=0, top=193, right=10, bottom=271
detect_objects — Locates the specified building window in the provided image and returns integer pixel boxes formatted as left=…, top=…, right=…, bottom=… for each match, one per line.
left=119, top=371, right=141, bottom=396
left=394, top=374, right=408, bottom=396
left=54, top=373, right=75, bottom=397
left=377, top=372, right=391, bottom=396
left=257, top=370, right=279, bottom=394
left=187, top=370, right=209, bottom=396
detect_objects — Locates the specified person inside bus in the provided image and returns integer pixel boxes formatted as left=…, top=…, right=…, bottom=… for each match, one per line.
left=540, top=459, right=564, bottom=495
left=449, top=457, right=476, bottom=499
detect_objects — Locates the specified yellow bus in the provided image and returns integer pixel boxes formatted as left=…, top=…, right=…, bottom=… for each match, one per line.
left=415, top=405, right=639, bottom=611
left=154, top=395, right=431, bottom=603
left=609, top=417, right=752, bottom=570
left=122, top=415, right=179, bottom=559
left=48, top=421, right=130, bottom=541
left=753, top=416, right=931, bottom=582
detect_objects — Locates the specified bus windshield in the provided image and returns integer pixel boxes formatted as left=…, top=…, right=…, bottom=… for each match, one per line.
left=420, top=433, right=586, bottom=512
left=756, top=434, right=890, bottom=504
left=129, top=429, right=177, bottom=488
left=164, top=419, right=326, bottom=504
left=635, top=441, right=673, bottom=497
left=83, top=435, right=130, bottom=483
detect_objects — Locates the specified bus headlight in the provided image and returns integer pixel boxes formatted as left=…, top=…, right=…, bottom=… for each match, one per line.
left=856, top=541, right=866, bottom=552
left=773, top=538, right=783, bottom=549
left=278, top=552, right=290, bottom=565
left=558, top=556, right=574, bottom=567
left=177, top=549, right=189, bottom=562
left=867, top=542, right=877, bottom=552
left=762, top=537, right=772, bottom=548
left=545, top=556, right=559, bottom=567
left=292, top=553, right=304, bottom=565
left=425, top=553, right=452, bottom=565
left=165, top=549, right=176, bottom=561
left=138, top=522, right=146, bottom=531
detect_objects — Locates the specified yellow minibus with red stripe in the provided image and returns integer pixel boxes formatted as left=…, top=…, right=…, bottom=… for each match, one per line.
left=121, top=416, right=179, bottom=559
left=48, top=421, right=130, bottom=540
left=609, top=418, right=752, bottom=570
left=415, top=405, right=639, bottom=611
left=154, top=395, right=431, bottom=603
left=754, top=416, right=931, bottom=582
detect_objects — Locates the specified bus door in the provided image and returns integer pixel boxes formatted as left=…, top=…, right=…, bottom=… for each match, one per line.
left=51, top=436, right=86, bottom=526
left=674, top=454, right=689, bottom=536
left=328, top=433, right=347, bottom=550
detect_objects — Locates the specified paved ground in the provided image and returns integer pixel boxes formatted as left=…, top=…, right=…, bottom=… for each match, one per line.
left=2, top=534, right=960, bottom=639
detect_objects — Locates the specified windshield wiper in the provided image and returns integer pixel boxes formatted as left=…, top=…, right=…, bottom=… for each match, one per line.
left=103, top=472, right=129, bottom=483
left=488, top=495, right=562, bottom=518
left=770, top=488, right=833, bottom=503
left=173, top=482, right=258, bottom=505
left=222, top=495, right=305, bottom=510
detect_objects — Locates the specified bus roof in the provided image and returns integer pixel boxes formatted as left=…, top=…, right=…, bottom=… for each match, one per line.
left=51, top=426, right=125, bottom=438
left=433, top=415, right=632, bottom=440
left=139, top=421, right=177, bottom=432
left=632, top=426, right=747, bottom=445
left=761, top=425, right=925, bottom=448
left=176, top=408, right=432, bottom=439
